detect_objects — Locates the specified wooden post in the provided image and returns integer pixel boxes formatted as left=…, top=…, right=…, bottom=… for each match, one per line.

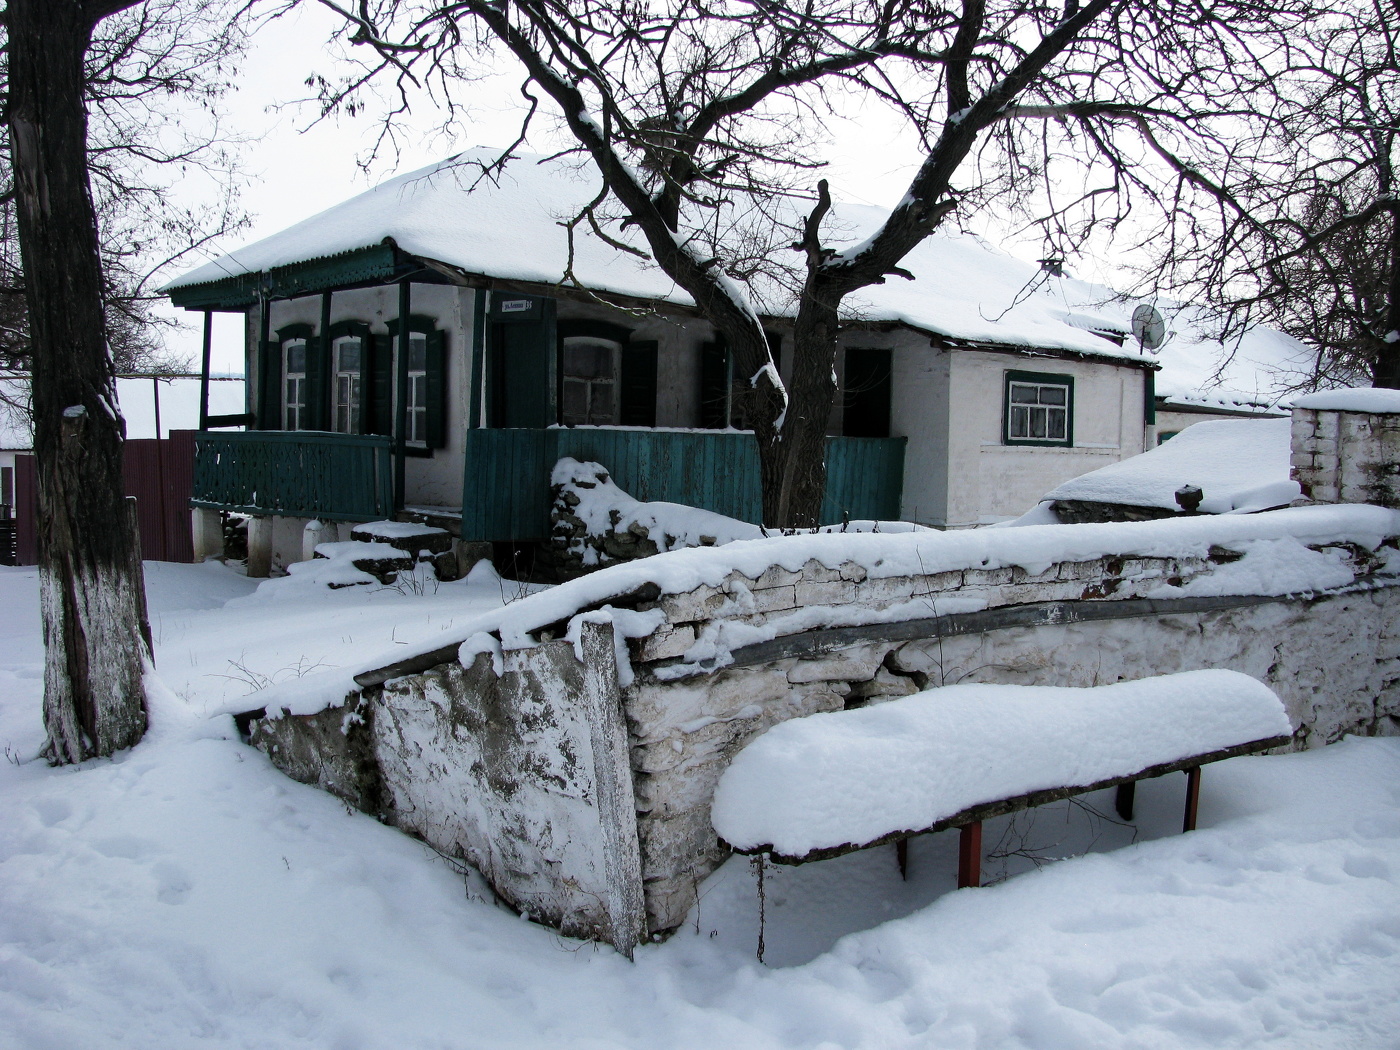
left=1115, top=780, right=1136, bottom=821
left=957, top=821, right=982, bottom=888
left=320, top=290, right=333, bottom=430
left=198, top=309, right=212, bottom=432
left=394, top=279, right=411, bottom=513
left=1183, top=766, right=1202, bottom=832
left=151, top=377, right=169, bottom=561
left=896, top=837, right=908, bottom=881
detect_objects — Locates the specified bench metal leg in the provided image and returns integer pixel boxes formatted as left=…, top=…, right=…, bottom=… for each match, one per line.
left=958, top=822, right=982, bottom=888
left=896, top=838, right=908, bottom=881
left=1183, top=766, right=1202, bottom=833
left=1115, top=781, right=1136, bottom=821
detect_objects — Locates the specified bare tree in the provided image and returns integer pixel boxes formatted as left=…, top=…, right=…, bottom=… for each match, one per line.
left=5, top=0, right=244, bottom=763
left=312, top=0, right=1311, bottom=527
left=1139, top=0, right=1397, bottom=389
left=1, top=0, right=248, bottom=376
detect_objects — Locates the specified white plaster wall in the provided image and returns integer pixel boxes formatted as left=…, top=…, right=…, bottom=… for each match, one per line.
left=886, top=334, right=951, bottom=527
left=944, top=351, right=1149, bottom=527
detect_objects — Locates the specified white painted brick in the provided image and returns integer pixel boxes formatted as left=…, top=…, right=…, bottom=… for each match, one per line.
left=795, top=579, right=856, bottom=605
left=660, top=584, right=725, bottom=623
left=838, top=561, right=869, bottom=582
left=963, top=567, right=1014, bottom=587
left=754, top=564, right=801, bottom=589
left=1058, top=559, right=1106, bottom=581
left=786, top=647, right=885, bottom=684
left=635, top=624, right=697, bottom=663
left=854, top=575, right=918, bottom=604
left=750, top=584, right=797, bottom=613
left=1011, top=565, right=1059, bottom=585
left=800, top=559, right=844, bottom=583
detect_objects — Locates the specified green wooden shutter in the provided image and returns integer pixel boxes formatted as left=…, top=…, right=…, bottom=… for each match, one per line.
left=425, top=329, right=448, bottom=448
left=370, top=332, right=395, bottom=436
left=258, top=340, right=280, bottom=430
left=303, top=335, right=328, bottom=431
left=843, top=347, right=893, bottom=438
left=619, top=339, right=658, bottom=427
left=699, top=339, right=728, bottom=428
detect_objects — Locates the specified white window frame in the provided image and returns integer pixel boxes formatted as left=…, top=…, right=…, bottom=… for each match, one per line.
left=405, top=332, right=429, bottom=446
left=283, top=338, right=308, bottom=431
left=332, top=335, right=363, bottom=435
left=1004, top=371, right=1073, bottom=446
left=560, top=335, right=621, bottom=427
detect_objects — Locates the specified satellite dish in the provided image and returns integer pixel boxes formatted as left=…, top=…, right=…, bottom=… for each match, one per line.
left=1132, top=304, right=1167, bottom=353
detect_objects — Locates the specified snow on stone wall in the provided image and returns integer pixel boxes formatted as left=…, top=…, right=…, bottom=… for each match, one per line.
left=248, top=508, right=1400, bottom=947
left=252, top=620, right=646, bottom=956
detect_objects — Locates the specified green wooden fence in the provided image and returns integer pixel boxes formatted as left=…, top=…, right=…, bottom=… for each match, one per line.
left=461, top=428, right=906, bottom=541
left=192, top=431, right=393, bottom=521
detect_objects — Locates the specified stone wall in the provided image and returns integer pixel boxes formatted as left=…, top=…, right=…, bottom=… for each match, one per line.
left=252, top=620, right=646, bottom=956
left=1292, top=406, right=1400, bottom=507
left=620, top=547, right=1400, bottom=933
left=251, top=531, right=1400, bottom=946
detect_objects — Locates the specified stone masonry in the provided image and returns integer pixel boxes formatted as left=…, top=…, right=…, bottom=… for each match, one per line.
left=1292, top=405, right=1400, bottom=508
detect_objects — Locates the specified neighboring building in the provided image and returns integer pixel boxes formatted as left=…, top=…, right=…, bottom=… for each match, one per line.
left=1147, top=313, right=1312, bottom=440
left=163, top=150, right=1295, bottom=571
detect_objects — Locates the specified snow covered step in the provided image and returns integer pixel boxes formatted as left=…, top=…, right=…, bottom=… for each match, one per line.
left=313, top=540, right=414, bottom=585
left=351, top=520, right=453, bottom=555
left=711, top=669, right=1292, bottom=864
left=351, top=520, right=459, bottom=580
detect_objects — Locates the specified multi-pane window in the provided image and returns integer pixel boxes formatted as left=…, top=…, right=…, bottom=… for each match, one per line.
left=283, top=339, right=307, bottom=431
left=561, top=337, right=619, bottom=426
left=406, top=333, right=429, bottom=444
left=333, top=336, right=362, bottom=434
left=1005, top=373, right=1071, bottom=444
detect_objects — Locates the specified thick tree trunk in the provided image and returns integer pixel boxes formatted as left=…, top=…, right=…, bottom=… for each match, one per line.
left=9, top=0, right=149, bottom=762
left=1372, top=206, right=1400, bottom=388
left=776, top=293, right=842, bottom=530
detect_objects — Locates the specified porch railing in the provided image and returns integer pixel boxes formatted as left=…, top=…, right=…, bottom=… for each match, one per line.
left=462, top=427, right=907, bottom=541
left=192, top=430, right=394, bottom=522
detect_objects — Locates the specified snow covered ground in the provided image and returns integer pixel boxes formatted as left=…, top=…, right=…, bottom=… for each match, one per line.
left=3, top=560, right=1400, bottom=1048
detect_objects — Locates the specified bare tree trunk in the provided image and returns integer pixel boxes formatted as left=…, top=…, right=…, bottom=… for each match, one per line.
left=1373, top=205, right=1400, bottom=389
left=8, top=0, right=148, bottom=762
left=778, top=289, right=843, bottom=530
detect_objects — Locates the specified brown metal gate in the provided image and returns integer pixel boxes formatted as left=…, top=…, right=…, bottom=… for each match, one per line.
left=10, top=429, right=197, bottom=566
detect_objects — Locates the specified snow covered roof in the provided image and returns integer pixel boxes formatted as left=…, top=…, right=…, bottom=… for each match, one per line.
left=0, top=375, right=245, bottom=448
left=167, top=150, right=1169, bottom=364
left=1148, top=310, right=1313, bottom=414
left=1044, top=417, right=1299, bottom=514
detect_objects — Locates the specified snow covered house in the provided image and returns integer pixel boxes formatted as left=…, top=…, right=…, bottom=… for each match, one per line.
left=1147, top=319, right=1308, bottom=442
left=165, top=150, right=1204, bottom=572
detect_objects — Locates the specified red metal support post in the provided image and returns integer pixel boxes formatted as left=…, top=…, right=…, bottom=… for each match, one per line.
left=1115, top=780, right=1136, bottom=821
left=958, top=821, right=982, bottom=888
left=1183, top=766, right=1202, bottom=833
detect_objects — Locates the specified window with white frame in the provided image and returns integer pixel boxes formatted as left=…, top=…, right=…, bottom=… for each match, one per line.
left=333, top=336, right=363, bottom=434
left=560, top=336, right=620, bottom=426
left=1005, top=370, right=1073, bottom=445
left=406, top=332, right=429, bottom=445
left=283, top=339, right=308, bottom=431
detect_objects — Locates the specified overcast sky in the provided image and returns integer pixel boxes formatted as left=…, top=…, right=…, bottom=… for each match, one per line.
left=158, top=5, right=1112, bottom=374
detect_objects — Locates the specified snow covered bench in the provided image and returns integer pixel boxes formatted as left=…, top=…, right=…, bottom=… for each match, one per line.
left=711, top=669, right=1292, bottom=887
